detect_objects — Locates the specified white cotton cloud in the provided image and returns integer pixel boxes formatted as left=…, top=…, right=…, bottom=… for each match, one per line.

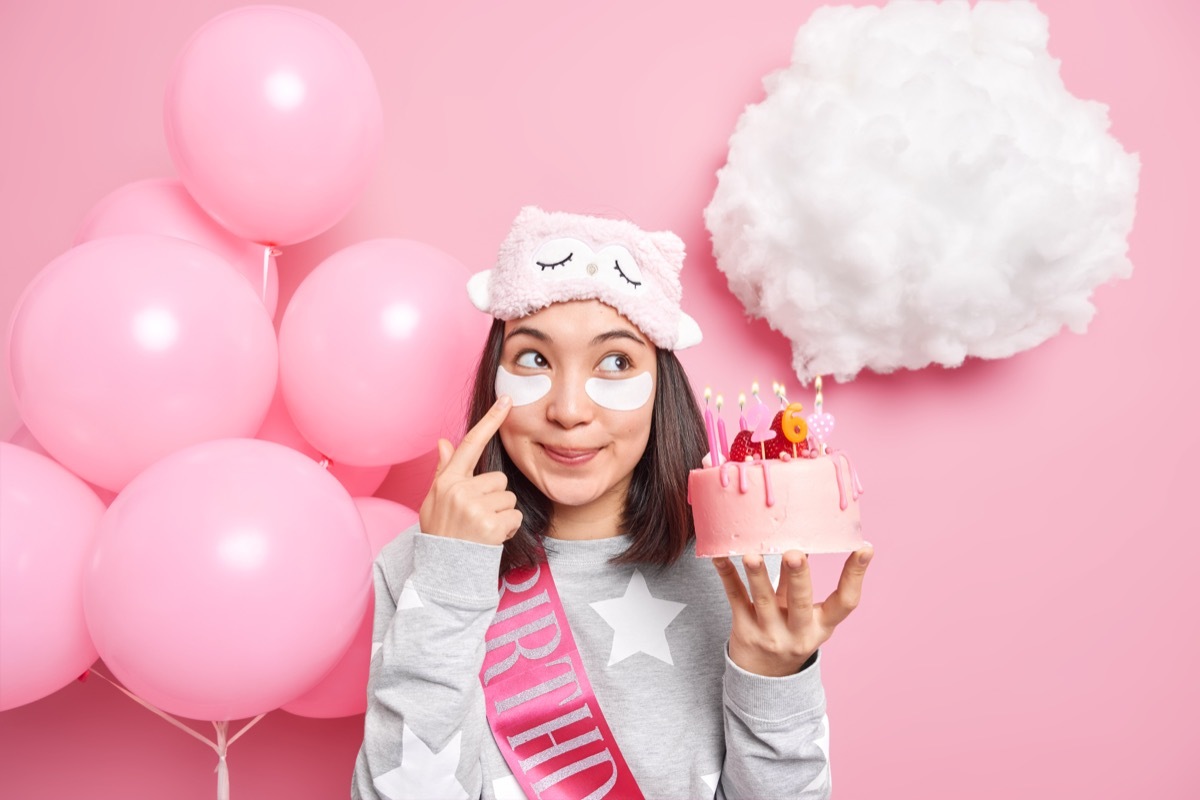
left=704, top=0, right=1139, bottom=383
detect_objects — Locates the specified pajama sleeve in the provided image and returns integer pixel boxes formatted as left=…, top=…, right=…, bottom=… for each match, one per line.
left=352, top=526, right=503, bottom=800
left=718, top=650, right=832, bottom=800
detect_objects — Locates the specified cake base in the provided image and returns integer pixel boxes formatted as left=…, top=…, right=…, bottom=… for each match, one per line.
left=688, top=452, right=864, bottom=557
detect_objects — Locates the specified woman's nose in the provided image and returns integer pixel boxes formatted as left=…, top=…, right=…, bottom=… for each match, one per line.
left=545, top=374, right=594, bottom=428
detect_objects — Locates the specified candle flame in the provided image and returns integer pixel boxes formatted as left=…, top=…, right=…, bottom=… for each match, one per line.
left=751, top=380, right=760, bottom=397
left=716, top=394, right=724, bottom=411
left=738, top=392, right=746, bottom=409
left=704, top=386, right=712, bottom=403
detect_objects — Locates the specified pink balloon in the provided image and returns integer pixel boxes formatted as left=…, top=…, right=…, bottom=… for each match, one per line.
left=84, top=439, right=371, bottom=721
left=6, top=426, right=117, bottom=505
left=373, top=447, right=440, bottom=511
left=74, top=178, right=279, bottom=319
left=278, top=239, right=487, bottom=466
left=255, top=388, right=390, bottom=497
left=7, top=234, right=278, bottom=491
left=0, top=443, right=105, bottom=711
left=7, top=423, right=49, bottom=457
left=164, top=6, right=383, bottom=246
left=282, top=497, right=416, bottom=718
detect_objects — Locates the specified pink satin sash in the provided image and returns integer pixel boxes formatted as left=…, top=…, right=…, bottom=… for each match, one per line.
left=480, top=559, right=644, bottom=800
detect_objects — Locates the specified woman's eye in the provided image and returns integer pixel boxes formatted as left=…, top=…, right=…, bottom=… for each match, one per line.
left=515, top=351, right=548, bottom=369
left=598, top=354, right=631, bottom=372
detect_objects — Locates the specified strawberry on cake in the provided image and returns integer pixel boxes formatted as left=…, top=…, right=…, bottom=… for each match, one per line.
left=689, top=382, right=864, bottom=557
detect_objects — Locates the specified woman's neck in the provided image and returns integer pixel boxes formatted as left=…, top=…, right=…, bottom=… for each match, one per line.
left=546, top=483, right=627, bottom=541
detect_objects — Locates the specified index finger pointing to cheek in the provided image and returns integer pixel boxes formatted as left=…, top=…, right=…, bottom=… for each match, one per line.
left=446, top=394, right=512, bottom=476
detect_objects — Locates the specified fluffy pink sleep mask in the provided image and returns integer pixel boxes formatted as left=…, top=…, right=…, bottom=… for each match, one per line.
left=467, top=206, right=703, bottom=350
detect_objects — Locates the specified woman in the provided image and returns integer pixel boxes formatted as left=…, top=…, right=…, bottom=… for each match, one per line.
left=353, top=207, right=873, bottom=800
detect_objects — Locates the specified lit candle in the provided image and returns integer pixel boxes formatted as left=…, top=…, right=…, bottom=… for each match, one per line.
left=775, top=382, right=789, bottom=408
left=737, top=392, right=748, bottom=431
left=716, top=394, right=730, bottom=459
left=703, top=387, right=720, bottom=466
left=806, top=375, right=836, bottom=454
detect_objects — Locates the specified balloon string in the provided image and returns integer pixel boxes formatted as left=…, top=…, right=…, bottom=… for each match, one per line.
left=227, top=713, right=267, bottom=747
left=215, top=720, right=230, bottom=800
left=261, top=246, right=271, bottom=301
left=89, top=667, right=218, bottom=750
left=213, top=715, right=266, bottom=800
left=89, top=667, right=267, bottom=800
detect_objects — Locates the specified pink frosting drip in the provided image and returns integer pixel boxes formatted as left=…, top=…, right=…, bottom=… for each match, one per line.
left=718, top=461, right=731, bottom=488
left=825, top=450, right=865, bottom=510
left=704, top=449, right=857, bottom=513
left=736, top=460, right=751, bottom=493
left=845, top=453, right=865, bottom=497
left=831, top=455, right=848, bottom=510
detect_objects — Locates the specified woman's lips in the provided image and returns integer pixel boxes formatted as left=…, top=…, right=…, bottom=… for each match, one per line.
left=541, top=444, right=599, bottom=466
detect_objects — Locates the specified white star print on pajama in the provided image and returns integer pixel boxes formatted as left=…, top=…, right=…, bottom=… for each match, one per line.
left=372, top=726, right=468, bottom=800
left=589, top=569, right=687, bottom=666
left=800, top=713, right=832, bottom=795
left=397, top=577, right=423, bottom=610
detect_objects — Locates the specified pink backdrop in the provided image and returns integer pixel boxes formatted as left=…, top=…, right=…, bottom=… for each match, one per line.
left=2, top=0, right=1197, bottom=798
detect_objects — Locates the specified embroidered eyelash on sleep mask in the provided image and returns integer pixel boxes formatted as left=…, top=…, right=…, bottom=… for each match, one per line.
left=467, top=206, right=703, bottom=351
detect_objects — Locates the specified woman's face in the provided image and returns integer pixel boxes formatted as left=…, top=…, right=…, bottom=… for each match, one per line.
left=497, top=299, right=657, bottom=519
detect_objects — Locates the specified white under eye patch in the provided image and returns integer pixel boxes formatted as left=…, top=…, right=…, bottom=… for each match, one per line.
left=585, top=372, right=653, bottom=411
left=496, top=366, right=551, bottom=406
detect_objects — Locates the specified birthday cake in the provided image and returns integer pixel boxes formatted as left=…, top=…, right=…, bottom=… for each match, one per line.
left=688, top=383, right=864, bottom=557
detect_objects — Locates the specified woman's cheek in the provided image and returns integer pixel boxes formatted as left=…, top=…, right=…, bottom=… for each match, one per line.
left=498, top=404, right=539, bottom=452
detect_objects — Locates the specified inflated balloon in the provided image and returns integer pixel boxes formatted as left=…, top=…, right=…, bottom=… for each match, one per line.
left=6, top=423, right=48, bottom=456
left=6, top=426, right=118, bottom=506
left=74, top=178, right=279, bottom=318
left=254, top=388, right=390, bottom=497
left=164, top=6, right=383, bottom=246
left=282, top=497, right=416, bottom=718
left=279, top=239, right=486, bottom=466
left=7, top=234, right=278, bottom=491
left=0, top=443, right=105, bottom=711
left=84, top=438, right=371, bottom=722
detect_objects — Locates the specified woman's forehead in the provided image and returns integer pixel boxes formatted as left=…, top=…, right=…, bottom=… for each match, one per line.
left=503, top=300, right=649, bottom=347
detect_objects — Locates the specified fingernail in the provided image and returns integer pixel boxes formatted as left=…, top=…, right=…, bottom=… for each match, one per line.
left=496, top=394, right=512, bottom=408
left=786, top=553, right=805, bottom=570
left=858, top=548, right=874, bottom=566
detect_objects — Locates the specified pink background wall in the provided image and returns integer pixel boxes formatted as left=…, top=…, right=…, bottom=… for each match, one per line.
left=2, top=0, right=1197, bottom=797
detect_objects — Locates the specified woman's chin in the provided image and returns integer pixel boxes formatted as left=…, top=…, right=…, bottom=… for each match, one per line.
left=533, top=472, right=617, bottom=511
left=541, top=483, right=606, bottom=509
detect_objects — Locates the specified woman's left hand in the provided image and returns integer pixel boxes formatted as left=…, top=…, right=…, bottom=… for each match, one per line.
left=713, top=545, right=873, bottom=677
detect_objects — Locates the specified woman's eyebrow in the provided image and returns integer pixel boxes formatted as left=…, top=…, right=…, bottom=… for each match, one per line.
left=590, top=329, right=646, bottom=347
left=504, top=326, right=549, bottom=343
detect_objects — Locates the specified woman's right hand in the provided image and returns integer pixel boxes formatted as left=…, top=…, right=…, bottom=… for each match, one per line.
left=418, top=394, right=522, bottom=545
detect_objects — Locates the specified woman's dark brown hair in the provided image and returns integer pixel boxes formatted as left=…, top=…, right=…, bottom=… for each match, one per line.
left=467, top=318, right=709, bottom=575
